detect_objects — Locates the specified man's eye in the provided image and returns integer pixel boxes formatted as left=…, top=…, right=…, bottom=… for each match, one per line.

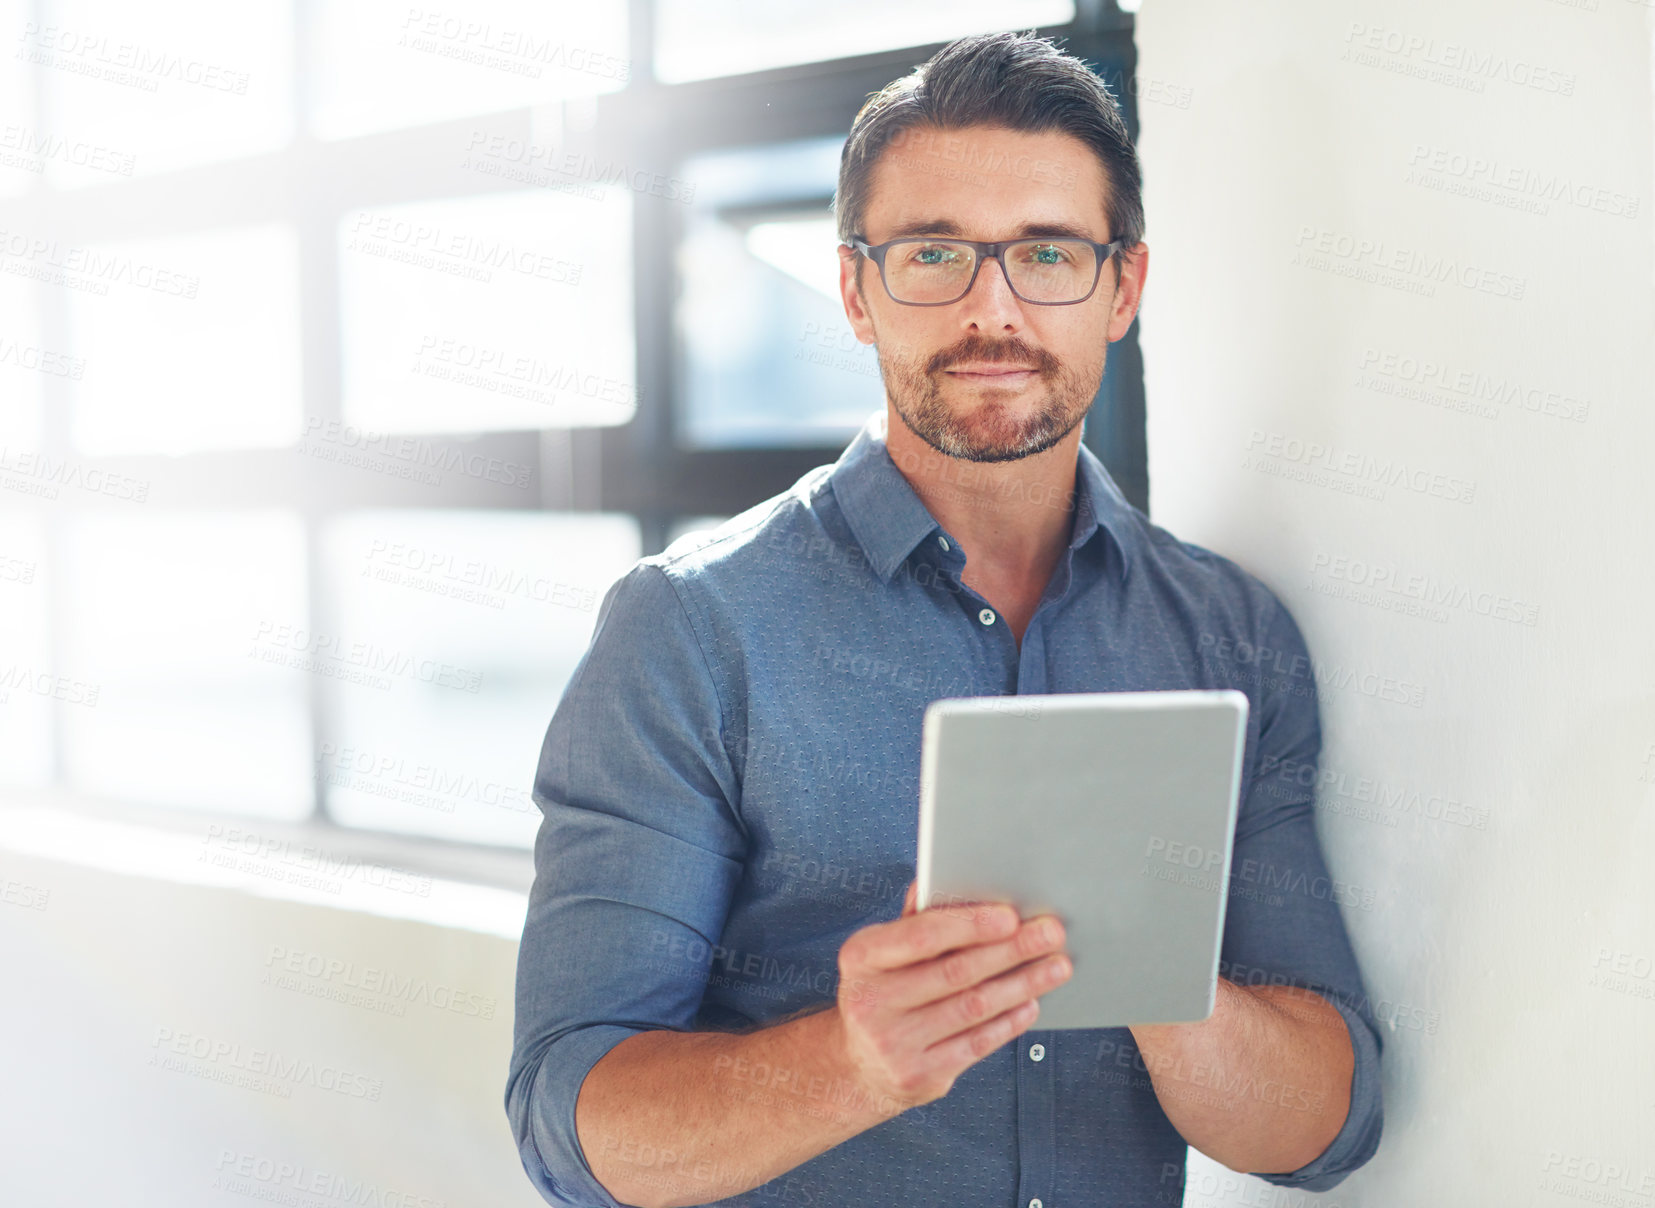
left=1023, top=244, right=1072, bottom=265
left=910, top=245, right=964, bottom=266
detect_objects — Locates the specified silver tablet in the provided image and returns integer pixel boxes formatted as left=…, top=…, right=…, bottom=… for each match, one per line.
left=915, top=689, right=1250, bottom=1030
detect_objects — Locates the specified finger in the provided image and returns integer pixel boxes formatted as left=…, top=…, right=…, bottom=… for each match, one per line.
left=902, top=879, right=917, bottom=917
left=905, top=947, right=1072, bottom=1051
left=848, top=896, right=1021, bottom=974
left=926, top=996, right=1043, bottom=1069
left=860, top=913, right=1067, bottom=1014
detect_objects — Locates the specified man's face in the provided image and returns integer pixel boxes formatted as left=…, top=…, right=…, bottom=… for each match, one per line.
left=839, top=123, right=1146, bottom=463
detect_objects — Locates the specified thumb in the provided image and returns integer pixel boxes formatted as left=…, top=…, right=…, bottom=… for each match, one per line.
left=902, top=878, right=918, bottom=917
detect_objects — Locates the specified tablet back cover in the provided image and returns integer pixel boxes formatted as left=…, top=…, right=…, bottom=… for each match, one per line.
left=916, top=689, right=1249, bottom=1030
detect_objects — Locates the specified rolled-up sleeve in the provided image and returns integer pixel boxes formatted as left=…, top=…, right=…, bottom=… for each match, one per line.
left=1218, top=595, right=1385, bottom=1190
left=505, top=562, right=749, bottom=1208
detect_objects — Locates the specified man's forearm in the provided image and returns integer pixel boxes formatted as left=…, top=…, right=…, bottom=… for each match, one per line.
left=1128, top=980, right=1354, bottom=1174
left=573, top=1005, right=902, bottom=1208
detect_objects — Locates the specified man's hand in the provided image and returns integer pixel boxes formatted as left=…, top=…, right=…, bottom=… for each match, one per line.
left=831, top=879, right=1072, bottom=1114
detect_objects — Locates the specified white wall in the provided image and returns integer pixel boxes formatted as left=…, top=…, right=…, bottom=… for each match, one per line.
left=1134, top=2, right=1655, bottom=1203
left=0, top=820, right=540, bottom=1208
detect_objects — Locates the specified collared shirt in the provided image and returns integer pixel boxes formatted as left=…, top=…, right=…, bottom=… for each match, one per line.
left=507, top=410, right=1384, bottom=1207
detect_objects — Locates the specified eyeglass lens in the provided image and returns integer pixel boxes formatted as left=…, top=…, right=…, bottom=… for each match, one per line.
left=884, top=239, right=1099, bottom=303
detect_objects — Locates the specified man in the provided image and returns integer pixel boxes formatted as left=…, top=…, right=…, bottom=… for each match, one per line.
left=507, top=30, right=1383, bottom=1208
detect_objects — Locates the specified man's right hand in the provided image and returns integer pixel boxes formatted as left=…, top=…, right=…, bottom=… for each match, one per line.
left=833, top=879, right=1071, bottom=1114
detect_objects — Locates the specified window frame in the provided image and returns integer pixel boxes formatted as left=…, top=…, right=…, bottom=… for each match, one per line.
left=1, top=0, right=1146, bottom=872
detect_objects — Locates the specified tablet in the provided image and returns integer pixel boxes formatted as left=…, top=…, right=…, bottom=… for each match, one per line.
left=915, top=689, right=1250, bottom=1030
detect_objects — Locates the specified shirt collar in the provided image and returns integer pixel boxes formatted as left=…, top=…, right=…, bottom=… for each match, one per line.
left=828, top=410, right=1137, bottom=585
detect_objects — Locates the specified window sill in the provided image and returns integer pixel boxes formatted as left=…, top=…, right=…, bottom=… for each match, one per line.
left=0, top=786, right=533, bottom=939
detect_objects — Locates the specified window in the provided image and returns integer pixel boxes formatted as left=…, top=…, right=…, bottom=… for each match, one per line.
left=338, top=190, right=635, bottom=435
left=677, top=137, right=883, bottom=447
left=308, top=0, right=629, bottom=141
left=31, top=0, right=294, bottom=184
left=58, top=511, right=312, bottom=818
left=318, top=509, right=639, bottom=846
left=0, top=274, right=46, bottom=448
left=0, top=1, right=1144, bottom=861
left=0, top=0, right=37, bottom=200
left=666, top=515, right=732, bottom=548
left=653, top=0, right=1076, bottom=83
left=0, top=512, right=51, bottom=786
left=65, top=224, right=302, bottom=456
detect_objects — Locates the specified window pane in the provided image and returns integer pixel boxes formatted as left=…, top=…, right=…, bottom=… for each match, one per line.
left=310, top=0, right=628, bottom=142
left=678, top=138, right=882, bottom=447
left=33, top=0, right=293, bottom=185
left=0, top=511, right=52, bottom=787
left=58, top=510, right=312, bottom=820
left=319, top=509, right=640, bottom=847
left=655, top=0, right=1075, bottom=83
left=64, top=223, right=302, bottom=456
left=665, top=515, right=731, bottom=548
left=339, top=190, right=635, bottom=434
left=0, top=275, right=48, bottom=451
left=0, top=0, right=39, bottom=199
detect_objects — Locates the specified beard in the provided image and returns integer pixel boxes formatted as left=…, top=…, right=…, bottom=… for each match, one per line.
left=876, top=331, right=1101, bottom=463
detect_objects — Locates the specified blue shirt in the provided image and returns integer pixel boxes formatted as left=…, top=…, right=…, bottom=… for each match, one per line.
left=507, top=411, right=1384, bottom=1207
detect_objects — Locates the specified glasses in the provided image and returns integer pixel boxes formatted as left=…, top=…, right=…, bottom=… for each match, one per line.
left=850, top=233, right=1125, bottom=306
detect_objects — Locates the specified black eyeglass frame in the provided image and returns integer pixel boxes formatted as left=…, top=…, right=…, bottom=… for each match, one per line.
left=849, top=233, right=1127, bottom=306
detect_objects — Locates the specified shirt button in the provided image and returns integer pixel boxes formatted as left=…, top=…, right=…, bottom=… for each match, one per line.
left=1029, top=1199, right=1044, bottom=1208
left=1028, top=1043, right=1045, bottom=1062
left=978, top=607, right=996, bottom=626
left=938, top=535, right=950, bottom=551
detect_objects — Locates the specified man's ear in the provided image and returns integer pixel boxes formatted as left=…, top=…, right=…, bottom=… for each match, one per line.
left=839, top=244, right=877, bottom=346
left=1107, top=241, right=1149, bottom=343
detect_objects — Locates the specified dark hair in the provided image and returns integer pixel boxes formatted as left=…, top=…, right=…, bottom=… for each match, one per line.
left=834, top=29, right=1144, bottom=292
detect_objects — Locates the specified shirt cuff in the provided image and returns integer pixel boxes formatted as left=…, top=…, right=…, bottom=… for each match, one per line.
left=517, top=1023, right=651, bottom=1208
left=1253, top=994, right=1384, bottom=1190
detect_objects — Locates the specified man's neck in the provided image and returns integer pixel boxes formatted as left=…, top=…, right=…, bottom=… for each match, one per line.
left=881, top=403, right=1081, bottom=634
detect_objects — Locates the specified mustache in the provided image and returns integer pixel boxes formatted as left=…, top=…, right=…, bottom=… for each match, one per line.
left=928, top=340, right=1056, bottom=374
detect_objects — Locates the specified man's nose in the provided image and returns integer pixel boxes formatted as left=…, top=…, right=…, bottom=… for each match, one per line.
left=958, top=252, right=1026, bottom=325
